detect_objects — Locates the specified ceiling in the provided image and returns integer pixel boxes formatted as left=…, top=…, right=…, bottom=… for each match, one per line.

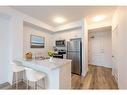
left=12, top=6, right=116, bottom=27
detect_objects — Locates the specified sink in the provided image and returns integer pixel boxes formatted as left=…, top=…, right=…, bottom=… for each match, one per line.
left=35, top=57, right=50, bottom=60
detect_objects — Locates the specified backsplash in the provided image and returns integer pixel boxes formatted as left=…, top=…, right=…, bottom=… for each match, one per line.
left=23, top=25, right=53, bottom=58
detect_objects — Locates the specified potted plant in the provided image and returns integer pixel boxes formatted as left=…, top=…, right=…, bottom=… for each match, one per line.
left=48, top=50, right=55, bottom=62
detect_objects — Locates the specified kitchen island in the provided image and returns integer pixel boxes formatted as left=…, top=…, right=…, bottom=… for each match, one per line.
left=19, top=58, right=71, bottom=89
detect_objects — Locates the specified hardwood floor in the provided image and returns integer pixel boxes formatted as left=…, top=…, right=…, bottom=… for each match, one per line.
left=71, top=65, right=118, bottom=89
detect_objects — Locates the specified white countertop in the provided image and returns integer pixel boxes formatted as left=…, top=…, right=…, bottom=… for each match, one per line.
left=19, top=58, right=71, bottom=71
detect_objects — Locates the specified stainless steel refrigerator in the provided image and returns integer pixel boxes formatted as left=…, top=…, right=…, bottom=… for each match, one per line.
left=67, top=38, right=82, bottom=75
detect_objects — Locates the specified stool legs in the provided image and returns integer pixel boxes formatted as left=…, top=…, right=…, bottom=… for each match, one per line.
left=33, top=82, right=37, bottom=89
left=13, top=71, right=25, bottom=89
left=43, top=78, right=45, bottom=89
left=27, top=80, right=29, bottom=89
left=26, top=81, right=37, bottom=89
left=31, top=79, right=45, bottom=89
left=15, top=72, right=18, bottom=89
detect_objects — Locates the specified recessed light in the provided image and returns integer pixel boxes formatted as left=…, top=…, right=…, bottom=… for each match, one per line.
left=53, top=17, right=66, bottom=24
left=93, top=15, right=106, bottom=22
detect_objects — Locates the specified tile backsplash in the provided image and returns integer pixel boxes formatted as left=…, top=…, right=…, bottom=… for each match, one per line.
left=23, top=25, right=53, bottom=58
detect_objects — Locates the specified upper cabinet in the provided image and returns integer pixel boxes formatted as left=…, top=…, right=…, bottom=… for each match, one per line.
left=53, top=28, right=82, bottom=43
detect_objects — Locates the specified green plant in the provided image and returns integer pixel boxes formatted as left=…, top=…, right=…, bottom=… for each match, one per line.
left=48, top=50, right=55, bottom=57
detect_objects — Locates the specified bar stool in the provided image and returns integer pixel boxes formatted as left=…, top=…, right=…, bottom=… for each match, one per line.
left=12, top=61, right=25, bottom=89
left=25, top=67, right=46, bottom=89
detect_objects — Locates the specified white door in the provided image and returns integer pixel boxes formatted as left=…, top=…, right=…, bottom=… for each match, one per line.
left=88, top=28, right=112, bottom=68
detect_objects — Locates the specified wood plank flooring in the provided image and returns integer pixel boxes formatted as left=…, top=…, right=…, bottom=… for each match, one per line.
left=71, top=65, right=118, bottom=89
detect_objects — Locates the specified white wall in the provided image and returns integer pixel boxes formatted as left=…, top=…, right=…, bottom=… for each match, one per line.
left=23, top=23, right=53, bottom=57
left=10, top=17, right=24, bottom=59
left=81, top=19, right=88, bottom=76
left=0, top=16, right=11, bottom=84
left=112, top=7, right=127, bottom=89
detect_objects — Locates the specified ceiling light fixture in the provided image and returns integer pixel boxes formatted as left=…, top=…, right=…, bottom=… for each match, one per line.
left=53, top=17, right=66, bottom=24
left=93, top=15, right=106, bottom=22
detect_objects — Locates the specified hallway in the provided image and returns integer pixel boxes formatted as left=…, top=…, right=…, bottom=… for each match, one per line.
left=72, top=65, right=118, bottom=89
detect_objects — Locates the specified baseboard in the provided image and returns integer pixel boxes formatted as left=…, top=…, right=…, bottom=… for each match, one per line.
left=82, top=67, right=88, bottom=77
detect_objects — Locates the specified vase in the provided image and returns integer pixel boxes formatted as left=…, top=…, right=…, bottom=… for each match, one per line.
left=49, top=57, right=53, bottom=62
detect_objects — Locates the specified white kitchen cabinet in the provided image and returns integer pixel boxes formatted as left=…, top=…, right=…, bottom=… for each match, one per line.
left=53, top=28, right=82, bottom=47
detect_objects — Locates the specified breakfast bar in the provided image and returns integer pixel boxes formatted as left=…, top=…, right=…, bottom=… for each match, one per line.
left=19, top=58, right=71, bottom=89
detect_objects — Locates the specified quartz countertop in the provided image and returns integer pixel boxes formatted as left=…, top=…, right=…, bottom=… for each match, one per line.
left=20, top=58, right=72, bottom=71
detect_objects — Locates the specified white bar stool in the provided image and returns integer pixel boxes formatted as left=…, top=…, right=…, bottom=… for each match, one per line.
left=12, top=61, right=25, bottom=89
left=25, top=67, right=46, bottom=89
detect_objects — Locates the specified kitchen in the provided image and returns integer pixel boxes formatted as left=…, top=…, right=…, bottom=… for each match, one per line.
left=23, top=20, right=85, bottom=77
left=0, top=9, right=86, bottom=89
left=20, top=22, right=84, bottom=89
left=22, top=25, right=83, bottom=89
left=10, top=24, right=83, bottom=89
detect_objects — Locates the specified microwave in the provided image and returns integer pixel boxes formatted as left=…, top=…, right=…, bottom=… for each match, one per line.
left=55, top=40, right=65, bottom=47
